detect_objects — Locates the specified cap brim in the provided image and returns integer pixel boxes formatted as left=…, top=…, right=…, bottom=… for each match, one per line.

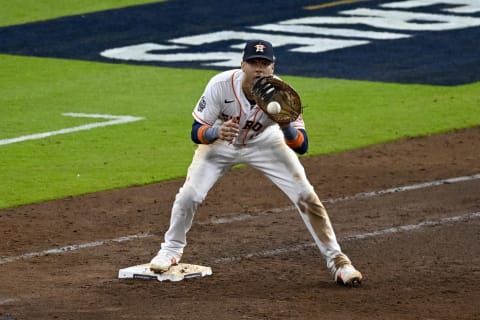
left=243, top=55, right=274, bottom=62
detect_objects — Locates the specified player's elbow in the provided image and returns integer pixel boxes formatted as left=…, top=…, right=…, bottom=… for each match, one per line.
left=191, top=121, right=203, bottom=144
left=295, top=145, right=308, bottom=155
left=191, top=120, right=217, bottom=144
left=293, top=140, right=308, bottom=154
left=286, top=129, right=309, bottom=154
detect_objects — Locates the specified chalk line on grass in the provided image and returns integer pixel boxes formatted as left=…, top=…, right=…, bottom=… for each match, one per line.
left=0, top=113, right=144, bottom=146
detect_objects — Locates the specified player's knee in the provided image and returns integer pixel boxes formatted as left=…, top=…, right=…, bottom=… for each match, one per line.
left=175, top=184, right=204, bottom=205
left=297, top=192, right=327, bottom=218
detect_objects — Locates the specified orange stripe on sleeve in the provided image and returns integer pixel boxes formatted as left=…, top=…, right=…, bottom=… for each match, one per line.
left=197, top=125, right=211, bottom=144
left=285, top=129, right=305, bottom=149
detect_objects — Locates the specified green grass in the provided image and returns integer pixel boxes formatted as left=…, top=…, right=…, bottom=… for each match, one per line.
left=0, top=55, right=216, bottom=208
left=0, top=0, right=165, bottom=27
left=293, top=78, right=480, bottom=154
left=1, top=1, right=479, bottom=208
left=1, top=54, right=479, bottom=208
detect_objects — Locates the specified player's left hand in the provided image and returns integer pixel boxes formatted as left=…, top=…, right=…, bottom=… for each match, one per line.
left=251, top=76, right=302, bottom=125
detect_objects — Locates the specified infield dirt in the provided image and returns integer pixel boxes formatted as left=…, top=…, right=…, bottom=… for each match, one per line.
left=1, top=127, right=479, bottom=319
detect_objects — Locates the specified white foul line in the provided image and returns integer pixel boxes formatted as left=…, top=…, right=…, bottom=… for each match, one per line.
left=213, top=211, right=480, bottom=264
left=201, top=173, right=480, bottom=225
left=0, top=113, right=144, bottom=146
left=323, top=173, right=480, bottom=204
left=0, top=173, right=478, bottom=266
left=0, top=233, right=151, bottom=265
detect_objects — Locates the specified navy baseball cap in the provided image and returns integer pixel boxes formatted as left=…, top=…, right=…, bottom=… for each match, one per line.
left=242, top=40, right=274, bottom=62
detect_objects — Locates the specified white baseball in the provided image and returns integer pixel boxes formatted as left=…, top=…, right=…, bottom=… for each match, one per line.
left=267, top=101, right=281, bottom=114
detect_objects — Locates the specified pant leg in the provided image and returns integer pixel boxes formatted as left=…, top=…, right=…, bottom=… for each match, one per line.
left=245, top=134, right=349, bottom=270
left=161, top=143, right=234, bottom=257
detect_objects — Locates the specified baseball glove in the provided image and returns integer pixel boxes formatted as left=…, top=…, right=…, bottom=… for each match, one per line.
left=251, top=76, right=302, bottom=125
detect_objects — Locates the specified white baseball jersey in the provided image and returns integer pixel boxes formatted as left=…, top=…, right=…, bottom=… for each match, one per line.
left=192, top=69, right=305, bottom=145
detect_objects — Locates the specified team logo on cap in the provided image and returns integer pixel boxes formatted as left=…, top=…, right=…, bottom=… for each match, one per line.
left=254, top=43, right=266, bottom=53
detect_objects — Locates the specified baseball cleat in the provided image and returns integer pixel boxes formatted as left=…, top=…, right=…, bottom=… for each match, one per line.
left=333, top=264, right=363, bottom=286
left=149, top=252, right=180, bottom=273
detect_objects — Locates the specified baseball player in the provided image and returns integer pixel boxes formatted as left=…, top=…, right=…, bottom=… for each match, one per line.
left=150, top=40, right=363, bottom=286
